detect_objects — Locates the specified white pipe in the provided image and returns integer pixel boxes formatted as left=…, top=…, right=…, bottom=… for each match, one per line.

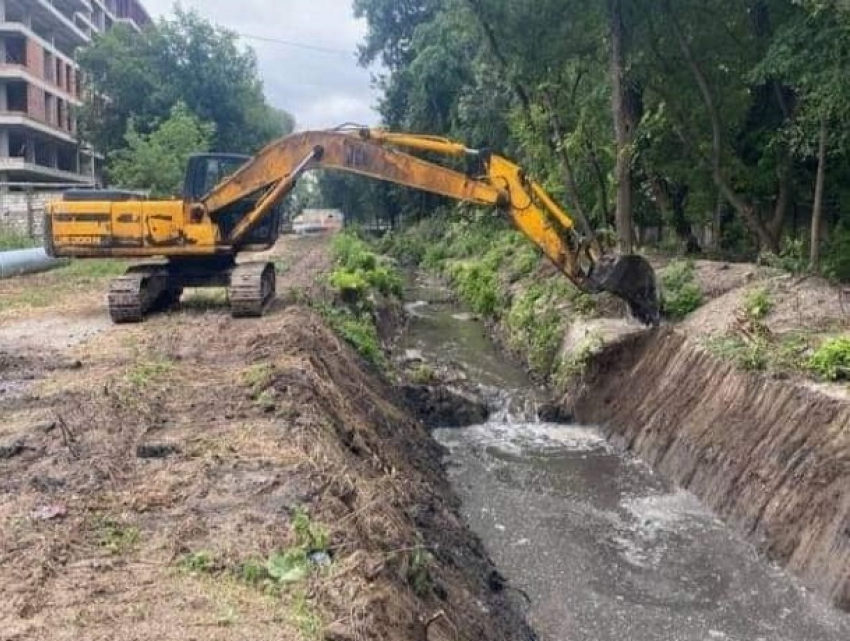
left=0, top=247, right=67, bottom=279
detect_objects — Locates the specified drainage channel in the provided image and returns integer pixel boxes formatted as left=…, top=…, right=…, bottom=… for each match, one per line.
left=400, top=274, right=850, bottom=641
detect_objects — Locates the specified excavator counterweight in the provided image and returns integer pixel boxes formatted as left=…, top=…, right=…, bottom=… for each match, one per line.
left=44, top=127, right=659, bottom=324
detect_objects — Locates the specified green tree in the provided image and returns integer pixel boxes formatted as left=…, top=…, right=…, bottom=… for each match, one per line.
left=78, top=8, right=294, bottom=158
left=107, top=102, right=215, bottom=198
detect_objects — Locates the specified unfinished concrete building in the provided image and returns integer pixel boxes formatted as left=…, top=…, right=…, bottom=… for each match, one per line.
left=0, top=0, right=150, bottom=188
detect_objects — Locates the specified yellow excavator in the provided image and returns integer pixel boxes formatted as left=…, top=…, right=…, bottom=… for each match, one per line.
left=43, top=127, right=659, bottom=324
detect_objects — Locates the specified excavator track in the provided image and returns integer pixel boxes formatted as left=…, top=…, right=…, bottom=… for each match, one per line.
left=107, top=266, right=169, bottom=324
left=228, top=262, right=276, bottom=318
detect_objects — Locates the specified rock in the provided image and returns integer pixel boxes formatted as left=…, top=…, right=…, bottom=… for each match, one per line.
left=324, top=622, right=357, bottom=641
left=0, top=439, right=26, bottom=460
left=537, top=402, right=574, bottom=424
left=136, top=443, right=180, bottom=459
left=402, top=385, right=489, bottom=428
left=403, top=349, right=426, bottom=363
left=31, top=504, right=68, bottom=521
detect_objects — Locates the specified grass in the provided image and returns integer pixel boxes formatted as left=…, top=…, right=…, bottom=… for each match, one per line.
left=289, top=590, right=322, bottom=640
left=97, top=517, right=141, bottom=555
left=0, top=229, right=39, bottom=250
left=126, top=355, right=174, bottom=387
left=554, top=331, right=604, bottom=388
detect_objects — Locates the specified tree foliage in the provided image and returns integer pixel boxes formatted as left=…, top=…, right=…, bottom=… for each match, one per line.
left=79, top=8, right=294, bottom=163
left=107, top=102, right=215, bottom=198
left=340, top=0, right=850, bottom=279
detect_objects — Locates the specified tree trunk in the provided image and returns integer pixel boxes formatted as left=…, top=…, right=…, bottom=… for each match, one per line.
left=541, top=91, right=596, bottom=241
left=609, top=0, right=634, bottom=253
left=810, top=116, right=828, bottom=270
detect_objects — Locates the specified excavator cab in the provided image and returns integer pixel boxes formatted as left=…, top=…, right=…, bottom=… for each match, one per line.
left=183, top=153, right=283, bottom=247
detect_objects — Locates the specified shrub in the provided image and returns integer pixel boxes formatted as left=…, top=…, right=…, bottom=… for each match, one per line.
left=743, top=287, right=773, bottom=321
left=808, top=337, right=850, bottom=381
left=660, top=260, right=703, bottom=319
left=822, top=225, right=850, bottom=283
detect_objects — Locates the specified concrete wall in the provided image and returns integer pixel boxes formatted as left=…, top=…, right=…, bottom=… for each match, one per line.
left=0, top=190, right=59, bottom=239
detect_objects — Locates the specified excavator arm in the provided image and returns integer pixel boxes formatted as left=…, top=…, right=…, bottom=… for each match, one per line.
left=200, top=128, right=659, bottom=324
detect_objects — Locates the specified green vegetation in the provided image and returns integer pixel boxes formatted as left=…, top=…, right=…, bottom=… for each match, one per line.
left=59, top=259, right=127, bottom=281
left=405, top=547, right=434, bottom=597
left=808, top=337, right=850, bottom=381
left=743, top=287, right=774, bottom=322
left=822, top=226, right=850, bottom=283
left=323, top=1, right=850, bottom=278
left=329, top=233, right=403, bottom=299
left=127, top=355, right=174, bottom=387
left=554, top=332, right=604, bottom=387
left=660, top=261, right=703, bottom=319
left=78, top=8, right=292, bottom=165
left=505, top=283, right=567, bottom=377
left=317, top=303, right=384, bottom=366
left=704, top=332, right=815, bottom=375
left=316, top=232, right=405, bottom=366
left=97, top=517, right=140, bottom=555
left=0, top=230, right=38, bottom=250
left=108, top=102, right=215, bottom=198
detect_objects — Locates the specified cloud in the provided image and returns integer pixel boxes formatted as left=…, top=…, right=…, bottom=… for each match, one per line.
left=141, top=0, right=381, bottom=131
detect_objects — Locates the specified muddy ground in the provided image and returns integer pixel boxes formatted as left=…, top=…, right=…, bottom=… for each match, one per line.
left=0, top=236, right=531, bottom=641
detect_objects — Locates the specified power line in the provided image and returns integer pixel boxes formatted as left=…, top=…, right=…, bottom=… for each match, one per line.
left=235, top=32, right=358, bottom=57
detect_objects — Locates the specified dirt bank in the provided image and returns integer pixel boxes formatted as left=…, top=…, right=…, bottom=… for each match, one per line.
left=0, top=236, right=532, bottom=641
left=564, top=328, right=850, bottom=611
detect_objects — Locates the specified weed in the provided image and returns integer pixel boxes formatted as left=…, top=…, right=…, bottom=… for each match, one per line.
left=315, top=303, right=384, bottom=366
left=289, top=590, right=322, bottom=640
left=59, top=258, right=127, bottom=281
left=554, top=332, right=604, bottom=387
left=743, top=287, right=773, bottom=321
left=126, top=356, right=174, bottom=387
left=216, top=605, right=239, bottom=627
left=506, top=284, right=564, bottom=377
left=660, top=260, right=703, bottom=319
left=237, top=559, right=269, bottom=585
left=406, top=547, right=434, bottom=597
left=180, top=550, right=217, bottom=574
left=241, top=362, right=276, bottom=394
left=291, top=507, right=330, bottom=552
left=808, top=337, right=850, bottom=381
left=410, top=364, right=436, bottom=385
left=98, top=517, right=140, bottom=555
left=0, top=229, right=38, bottom=250
left=266, top=548, right=311, bottom=585
left=758, top=237, right=808, bottom=275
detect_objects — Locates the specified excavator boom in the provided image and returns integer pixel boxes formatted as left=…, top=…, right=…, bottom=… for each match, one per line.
left=44, top=127, right=659, bottom=324
left=201, top=128, right=659, bottom=323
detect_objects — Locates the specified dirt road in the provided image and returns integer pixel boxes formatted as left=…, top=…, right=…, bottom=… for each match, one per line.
left=0, top=235, right=530, bottom=641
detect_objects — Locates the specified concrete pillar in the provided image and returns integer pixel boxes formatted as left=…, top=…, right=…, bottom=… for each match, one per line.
left=0, top=130, right=9, bottom=157
left=0, top=82, right=7, bottom=111
left=0, top=0, right=6, bottom=23
left=25, top=134, right=34, bottom=163
left=47, top=143, right=57, bottom=168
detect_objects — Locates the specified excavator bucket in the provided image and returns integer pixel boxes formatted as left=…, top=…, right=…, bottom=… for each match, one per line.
left=587, top=254, right=660, bottom=326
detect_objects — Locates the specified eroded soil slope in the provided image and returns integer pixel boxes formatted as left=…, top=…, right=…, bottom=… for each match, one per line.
left=0, top=236, right=530, bottom=641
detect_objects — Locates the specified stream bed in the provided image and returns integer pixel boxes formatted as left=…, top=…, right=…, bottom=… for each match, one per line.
left=400, top=275, right=850, bottom=641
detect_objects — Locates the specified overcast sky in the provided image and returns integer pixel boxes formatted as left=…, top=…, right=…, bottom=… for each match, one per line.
left=142, top=0, right=381, bottom=130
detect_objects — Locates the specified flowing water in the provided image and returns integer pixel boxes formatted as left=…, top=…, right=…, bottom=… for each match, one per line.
left=401, top=275, right=850, bottom=641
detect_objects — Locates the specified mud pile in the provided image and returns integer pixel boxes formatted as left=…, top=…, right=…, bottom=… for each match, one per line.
left=0, top=307, right=532, bottom=640
left=566, top=329, right=850, bottom=610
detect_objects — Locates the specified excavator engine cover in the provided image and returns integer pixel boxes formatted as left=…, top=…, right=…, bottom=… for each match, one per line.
left=588, top=254, right=660, bottom=326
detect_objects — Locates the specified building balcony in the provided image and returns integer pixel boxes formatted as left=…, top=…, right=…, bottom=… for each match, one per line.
left=0, top=112, right=77, bottom=144
left=0, top=65, right=81, bottom=105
